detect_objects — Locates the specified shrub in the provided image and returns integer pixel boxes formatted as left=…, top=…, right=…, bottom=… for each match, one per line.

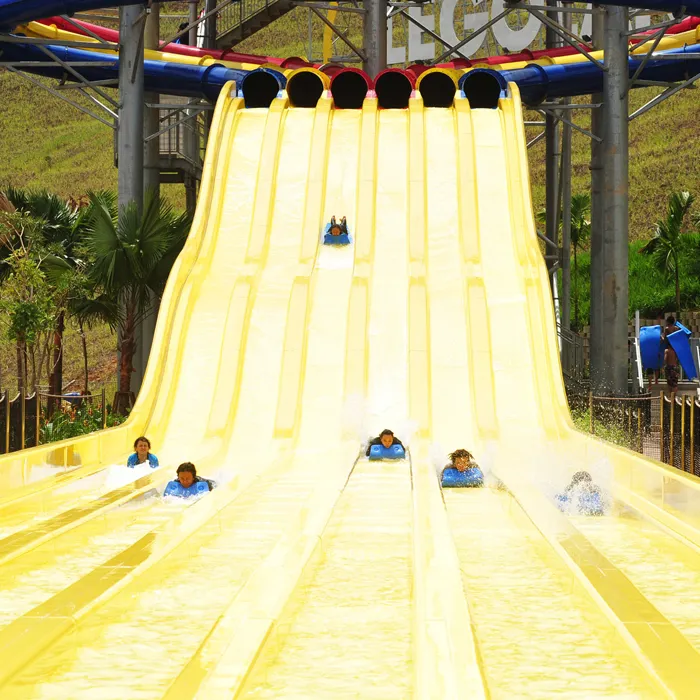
left=40, top=401, right=126, bottom=444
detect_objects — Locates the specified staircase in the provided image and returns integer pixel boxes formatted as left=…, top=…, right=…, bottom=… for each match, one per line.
left=216, top=0, right=297, bottom=48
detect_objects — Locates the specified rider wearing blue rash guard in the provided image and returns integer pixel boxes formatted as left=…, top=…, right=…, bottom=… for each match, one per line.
left=126, top=436, right=159, bottom=468
left=164, top=462, right=216, bottom=498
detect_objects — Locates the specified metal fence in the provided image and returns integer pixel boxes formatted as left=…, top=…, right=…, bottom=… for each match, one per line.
left=157, top=102, right=207, bottom=170
left=572, top=391, right=700, bottom=477
left=218, top=0, right=275, bottom=39
left=0, top=389, right=109, bottom=454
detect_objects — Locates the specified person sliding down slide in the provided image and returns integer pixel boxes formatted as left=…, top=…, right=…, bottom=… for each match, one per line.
left=164, top=462, right=216, bottom=499
left=366, top=429, right=405, bottom=459
left=127, top=437, right=159, bottom=468
left=556, top=471, right=605, bottom=516
left=441, top=449, right=484, bottom=488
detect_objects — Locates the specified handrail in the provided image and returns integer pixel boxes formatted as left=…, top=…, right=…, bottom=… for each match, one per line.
left=217, top=0, right=288, bottom=42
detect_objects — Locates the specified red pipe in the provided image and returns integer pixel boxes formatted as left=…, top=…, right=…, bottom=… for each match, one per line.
left=39, top=15, right=284, bottom=65
left=328, top=66, right=373, bottom=88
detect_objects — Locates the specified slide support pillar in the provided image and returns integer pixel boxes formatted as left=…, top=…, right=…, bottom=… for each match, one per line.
left=560, top=5, right=573, bottom=336
left=189, top=0, right=199, bottom=46
left=133, top=2, right=161, bottom=396
left=363, top=0, right=387, bottom=77
left=589, top=4, right=605, bottom=392
left=118, top=5, right=145, bottom=401
left=600, top=5, right=630, bottom=395
left=545, top=0, right=561, bottom=291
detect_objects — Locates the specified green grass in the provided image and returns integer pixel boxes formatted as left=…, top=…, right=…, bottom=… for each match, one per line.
left=568, top=237, right=700, bottom=326
left=571, top=407, right=634, bottom=450
left=526, top=88, right=700, bottom=241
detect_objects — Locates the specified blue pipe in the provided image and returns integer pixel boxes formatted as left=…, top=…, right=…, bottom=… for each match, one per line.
left=0, top=0, right=181, bottom=30
left=460, top=42, right=700, bottom=105
left=0, top=40, right=286, bottom=101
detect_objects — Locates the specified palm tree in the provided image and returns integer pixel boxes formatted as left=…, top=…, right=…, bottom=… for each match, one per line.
left=85, top=189, right=191, bottom=413
left=70, top=291, right=119, bottom=395
left=4, top=188, right=79, bottom=404
left=568, top=193, right=591, bottom=329
left=640, top=190, right=695, bottom=315
left=537, top=193, right=591, bottom=329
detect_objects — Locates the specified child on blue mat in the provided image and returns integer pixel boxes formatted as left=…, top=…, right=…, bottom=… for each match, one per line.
left=164, top=462, right=216, bottom=498
left=127, top=436, right=159, bottom=468
left=366, top=429, right=405, bottom=456
left=556, top=471, right=605, bottom=516
left=441, top=449, right=484, bottom=488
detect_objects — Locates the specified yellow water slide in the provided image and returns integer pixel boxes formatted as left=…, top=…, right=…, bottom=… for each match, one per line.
left=2, top=81, right=700, bottom=698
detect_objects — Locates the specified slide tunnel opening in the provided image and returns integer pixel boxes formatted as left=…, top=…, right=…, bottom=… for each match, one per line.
left=375, top=71, right=413, bottom=109
left=287, top=71, right=325, bottom=107
left=242, top=71, right=281, bottom=108
left=460, top=71, right=504, bottom=109
left=419, top=72, right=457, bottom=108
left=331, top=70, right=370, bottom=109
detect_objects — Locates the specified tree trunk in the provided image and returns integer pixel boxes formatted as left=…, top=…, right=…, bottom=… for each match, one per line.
left=573, top=245, right=579, bottom=330
left=79, top=319, right=89, bottom=394
left=16, top=341, right=23, bottom=392
left=22, top=342, right=28, bottom=391
left=114, top=300, right=136, bottom=414
left=48, top=312, right=65, bottom=416
left=29, top=345, right=36, bottom=389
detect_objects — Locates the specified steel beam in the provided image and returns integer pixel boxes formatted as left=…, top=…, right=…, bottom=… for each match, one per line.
left=601, top=5, right=629, bottom=395
left=362, top=0, right=387, bottom=76
left=560, top=2, right=573, bottom=338
left=544, top=0, right=561, bottom=283
left=118, top=5, right=145, bottom=399
left=589, top=3, right=604, bottom=393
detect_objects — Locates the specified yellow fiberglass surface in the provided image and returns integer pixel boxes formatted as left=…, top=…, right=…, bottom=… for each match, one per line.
left=3, top=82, right=700, bottom=698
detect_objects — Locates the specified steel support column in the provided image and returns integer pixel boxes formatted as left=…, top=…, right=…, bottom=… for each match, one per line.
left=601, top=5, right=629, bottom=395
left=118, top=6, right=144, bottom=405
left=545, top=0, right=561, bottom=287
left=560, top=3, right=572, bottom=333
left=589, top=4, right=604, bottom=391
left=363, top=0, right=387, bottom=77
left=189, top=0, right=199, bottom=46
left=134, top=2, right=161, bottom=395
left=143, top=3, right=160, bottom=197
left=205, top=0, right=217, bottom=49
left=118, top=5, right=144, bottom=215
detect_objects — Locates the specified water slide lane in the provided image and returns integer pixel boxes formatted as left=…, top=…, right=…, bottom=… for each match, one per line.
left=0, top=90, right=254, bottom=620
left=473, top=88, right=700, bottom=697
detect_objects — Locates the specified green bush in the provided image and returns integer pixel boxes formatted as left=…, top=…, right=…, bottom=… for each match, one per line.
left=571, top=407, right=633, bottom=450
left=571, top=238, right=700, bottom=325
left=40, top=401, right=126, bottom=444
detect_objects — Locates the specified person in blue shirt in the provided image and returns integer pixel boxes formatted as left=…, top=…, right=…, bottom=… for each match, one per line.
left=441, top=449, right=484, bottom=487
left=556, top=471, right=605, bottom=516
left=366, top=429, right=404, bottom=456
left=126, top=437, right=159, bottom=468
left=164, top=462, right=216, bottom=498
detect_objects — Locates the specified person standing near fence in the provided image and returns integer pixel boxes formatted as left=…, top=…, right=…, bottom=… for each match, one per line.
left=652, top=311, right=665, bottom=386
left=663, top=316, right=681, bottom=398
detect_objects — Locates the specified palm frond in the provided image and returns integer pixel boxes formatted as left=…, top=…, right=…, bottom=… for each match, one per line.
left=70, top=293, right=121, bottom=332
